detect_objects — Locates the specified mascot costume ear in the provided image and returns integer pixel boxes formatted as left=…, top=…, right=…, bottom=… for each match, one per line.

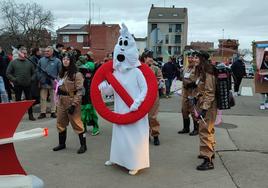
left=113, top=23, right=140, bottom=72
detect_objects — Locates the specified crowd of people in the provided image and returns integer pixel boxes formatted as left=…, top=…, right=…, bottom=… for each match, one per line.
left=0, top=31, right=266, bottom=177
left=0, top=44, right=104, bottom=136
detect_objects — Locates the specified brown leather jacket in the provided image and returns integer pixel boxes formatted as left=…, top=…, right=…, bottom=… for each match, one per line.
left=58, top=72, right=84, bottom=106
left=182, top=66, right=198, bottom=99
left=196, top=73, right=217, bottom=111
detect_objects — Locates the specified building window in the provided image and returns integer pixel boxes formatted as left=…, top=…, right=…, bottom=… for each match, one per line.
left=169, top=24, right=173, bottom=33
left=156, top=46, right=162, bottom=54
left=175, top=24, right=182, bottom=32
left=165, top=35, right=169, bottom=44
left=174, top=46, right=181, bottom=55
left=152, top=24, right=157, bottom=32
left=77, top=35, right=84, bottom=43
left=62, top=35, right=69, bottom=43
left=168, top=46, right=172, bottom=55
left=158, top=14, right=163, bottom=17
left=175, top=35, right=181, bottom=44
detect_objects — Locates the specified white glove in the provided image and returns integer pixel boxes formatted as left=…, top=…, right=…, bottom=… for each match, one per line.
left=98, top=81, right=108, bottom=91
left=129, top=100, right=141, bottom=112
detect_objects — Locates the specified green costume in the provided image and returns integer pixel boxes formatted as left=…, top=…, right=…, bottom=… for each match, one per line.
left=79, top=61, right=100, bottom=136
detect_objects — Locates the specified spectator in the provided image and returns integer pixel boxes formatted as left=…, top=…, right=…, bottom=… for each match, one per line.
left=54, top=43, right=64, bottom=60
left=37, top=46, right=61, bottom=119
left=73, top=49, right=81, bottom=62
left=6, top=47, right=36, bottom=120
left=30, top=48, right=42, bottom=104
left=162, top=56, right=178, bottom=98
left=75, top=55, right=87, bottom=67
left=0, top=46, right=12, bottom=101
left=231, top=55, right=246, bottom=96
left=66, top=46, right=73, bottom=53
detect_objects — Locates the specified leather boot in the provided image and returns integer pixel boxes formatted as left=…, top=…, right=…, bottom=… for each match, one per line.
left=196, top=157, right=214, bottom=171
left=77, top=132, right=87, bottom=154
left=37, top=113, right=46, bottom=119
left=189, top=120, right=199, bottom=136
left=53, top=130, right=66, bottom=151
left=28, top=114, right=36, bottom=121
left=198, top=153, right=215, bottom=159
left=178, top=118, right=190, bottom=134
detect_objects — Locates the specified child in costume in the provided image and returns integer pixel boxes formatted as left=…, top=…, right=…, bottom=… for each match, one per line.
left=79, top=61, right=100, bottom=135
left=99, top=24, right=149, bottom=175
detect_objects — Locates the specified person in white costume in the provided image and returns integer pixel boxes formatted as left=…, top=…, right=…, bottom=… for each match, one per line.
left=99, top=24, right=149, bottom=175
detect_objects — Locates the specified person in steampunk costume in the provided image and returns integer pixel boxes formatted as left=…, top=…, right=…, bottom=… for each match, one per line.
left=194, top=51, right=217, bottom=170
left=140, top=50, right=162, bottom=145
left=53, top=53, right=87, bottom=154
left=178, top=51, right=199, bottom=136
left=79, top=61, right=100, bottom=136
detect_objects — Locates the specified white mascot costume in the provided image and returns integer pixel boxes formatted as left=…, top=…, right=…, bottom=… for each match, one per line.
left=100, top=24, right=149, bottom=175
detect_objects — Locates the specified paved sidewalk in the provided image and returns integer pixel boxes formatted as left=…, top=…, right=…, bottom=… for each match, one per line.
left=13, top=111, right=268, bottom=188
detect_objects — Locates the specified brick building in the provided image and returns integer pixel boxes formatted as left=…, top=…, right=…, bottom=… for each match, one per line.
left=211, top=39, right=240, bottom=62
left=56, top=23, right=120, bottom=61
left=190, top=41, right=214, bottom=51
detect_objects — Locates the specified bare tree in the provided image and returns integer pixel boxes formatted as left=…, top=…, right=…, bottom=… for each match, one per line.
left=0, top=0, right=54, bottom=51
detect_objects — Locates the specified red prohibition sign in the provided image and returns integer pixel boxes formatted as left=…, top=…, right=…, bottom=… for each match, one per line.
left=90, top=60, right=158, bottom=125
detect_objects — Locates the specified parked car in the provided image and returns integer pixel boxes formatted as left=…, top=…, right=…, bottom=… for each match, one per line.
left=245, top=63, right=254, bottom=78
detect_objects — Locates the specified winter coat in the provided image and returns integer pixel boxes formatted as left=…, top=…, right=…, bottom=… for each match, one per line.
left=6, top=59, right=35, bottom=87
left=162, top=61, right=177, bottom=79
left=37, top=56, right=61, bottom=88
left=231, top=60, right=246, bottom=78
left=0, top=51, right=10, bottom=77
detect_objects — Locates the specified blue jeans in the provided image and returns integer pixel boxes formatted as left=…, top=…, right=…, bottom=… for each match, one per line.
left=165, top=78, right=173, bottom=95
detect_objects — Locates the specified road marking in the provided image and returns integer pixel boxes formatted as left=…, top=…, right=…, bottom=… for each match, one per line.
left=241, top=87, right=253, bottom=96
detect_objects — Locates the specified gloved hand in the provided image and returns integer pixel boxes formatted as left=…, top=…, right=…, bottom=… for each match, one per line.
left=188, top=96, right=197, bottom=106
left=130, top=100, right=141, bottom=112
left=198, top=109, right=207, bottom=119
left=68, top=105, right=75, bottom=115
left=98, top=81, right=109, bottom=91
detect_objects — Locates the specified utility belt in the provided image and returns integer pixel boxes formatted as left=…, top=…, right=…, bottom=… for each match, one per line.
left=57, top=88, right=77, bottom=97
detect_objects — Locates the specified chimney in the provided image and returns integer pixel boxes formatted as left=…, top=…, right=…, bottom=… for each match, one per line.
left=151, top=4, right=154, bottom=8
left=172, top=5, right=175, bottom=8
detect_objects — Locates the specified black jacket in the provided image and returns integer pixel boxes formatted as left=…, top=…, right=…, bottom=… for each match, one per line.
left=0, top=51, right=10, bottom=77
left=162, top=61, right=177, bottom=79
left=231, top=59, right=246, bottom=78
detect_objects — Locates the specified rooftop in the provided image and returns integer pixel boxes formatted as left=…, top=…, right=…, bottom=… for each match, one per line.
left=57, top=24, right=88, bottom=33
left=56, top=23, right=120, bottom=34
left=148, top=4, right=187, bottom=20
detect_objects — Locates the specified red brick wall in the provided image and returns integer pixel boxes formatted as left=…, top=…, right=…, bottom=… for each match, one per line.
left=57, top=24, right=120, bottom=62
left=190, top=42, right=214, bottom=51
left=90, top=25, right=120, bottom=62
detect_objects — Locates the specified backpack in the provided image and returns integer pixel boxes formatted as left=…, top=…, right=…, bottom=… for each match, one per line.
left=214, top=63, right=235, bottom=110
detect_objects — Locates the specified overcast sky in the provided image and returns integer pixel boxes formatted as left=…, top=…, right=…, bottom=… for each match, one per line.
left=9, top=0, right=268, bottom=49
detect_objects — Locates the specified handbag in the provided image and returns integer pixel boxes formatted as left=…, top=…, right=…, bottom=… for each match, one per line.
left=229, top=91, right=235, bottom=107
